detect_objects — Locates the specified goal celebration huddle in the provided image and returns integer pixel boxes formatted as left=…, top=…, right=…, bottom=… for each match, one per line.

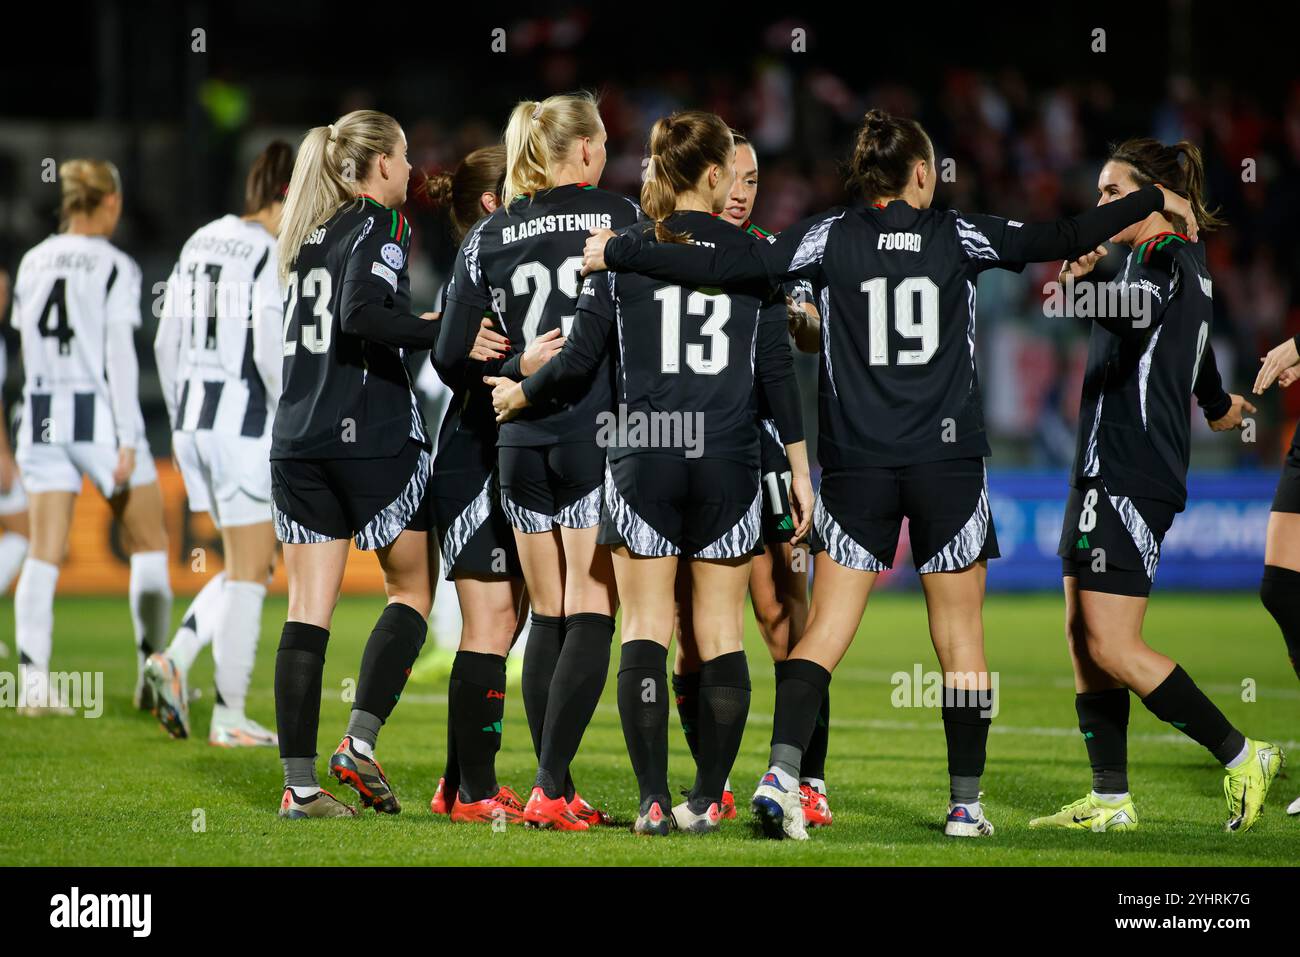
left=9, top=92, right=1300, bottom=844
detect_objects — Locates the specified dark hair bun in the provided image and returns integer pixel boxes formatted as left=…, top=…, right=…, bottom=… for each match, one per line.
left=419, top=170, right=455, bottom=211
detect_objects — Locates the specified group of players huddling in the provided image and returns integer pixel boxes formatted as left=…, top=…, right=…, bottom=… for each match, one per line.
left=5, top=90, right=1299, bottom=840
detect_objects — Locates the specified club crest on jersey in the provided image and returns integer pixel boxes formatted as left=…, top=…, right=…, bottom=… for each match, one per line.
left=371, top=260, right=398, bottom=290
left=381, top=242, right=404, bottom=270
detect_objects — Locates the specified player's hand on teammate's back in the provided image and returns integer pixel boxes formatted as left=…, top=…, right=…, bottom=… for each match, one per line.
left=1153, top=184, right=1198, bottom=242
left=520, top=328, right=564, bottom=375
left=582, top=227, right=616, bottom=275
left=1057, top=246, right=1107, bottom=284
left=1208, top=393, right=1257, bottom=432
left=469, top=316, right=510, bottom=362
left=483, top=375, right=527, bottom=423
left=1253, top=335, right=1300, bottom=394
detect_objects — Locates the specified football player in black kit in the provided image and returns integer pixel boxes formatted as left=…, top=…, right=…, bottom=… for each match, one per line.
left=670, top=132, right=834, bottom=826
left=1252, top=293, right=1300, bottom=819
left=271, top=110, right=438, bottom=819
left=437, top=93, right=640, bottom=830
left=583, top=109, right=1202, bottom=840
left=423, top=146, right=536, bottom=825
left=1029, top=139, right=1282, bottom=834
left=487, top=111, right=812, bottom=835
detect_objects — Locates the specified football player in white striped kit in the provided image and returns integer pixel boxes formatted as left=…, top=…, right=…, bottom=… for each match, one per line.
left=0, top=267, right=31, bottom=619
left=11, top=159, right=172, bottom=714
left=146, top=141, right=295, bottom=746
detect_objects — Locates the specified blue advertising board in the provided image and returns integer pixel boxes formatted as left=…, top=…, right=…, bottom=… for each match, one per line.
left=848, top=470, right=1278, bottom=592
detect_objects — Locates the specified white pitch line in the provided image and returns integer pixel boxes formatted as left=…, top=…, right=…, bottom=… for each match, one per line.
left=833, top=667, right=1300, bottom=702
left=367, top=692, right=1300, bottom=753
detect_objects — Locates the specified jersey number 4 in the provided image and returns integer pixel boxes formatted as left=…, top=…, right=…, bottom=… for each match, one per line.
left=860, top=276, right=940, bottom=366
left=282, top=268, right=333, bottom=356
left=37, top=278, right=75, bottom=356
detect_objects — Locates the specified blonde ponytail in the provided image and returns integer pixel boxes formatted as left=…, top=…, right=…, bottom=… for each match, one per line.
left=58, top=159, right=121, bottom=226
left=502, top=92, right=603, bottom=205
left=277, top=109, right=403, bottom=283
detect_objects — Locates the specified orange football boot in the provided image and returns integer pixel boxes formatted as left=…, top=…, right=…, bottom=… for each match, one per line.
left=523, top=786, right=589, bottom=830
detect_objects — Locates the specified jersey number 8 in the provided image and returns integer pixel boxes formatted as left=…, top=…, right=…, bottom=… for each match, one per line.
left=282, top=268, right=334, bottom=356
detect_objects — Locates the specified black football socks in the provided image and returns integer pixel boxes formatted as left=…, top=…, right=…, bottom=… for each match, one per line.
left=1261, top=565, right=1300, bottom=681
left=347, top=602, right=428, bottom=752
left=448, top=650, right=507, bottom=803
left=672, top=669, right=702, bottom=763
left=691, top=651, right=751, bottom=812
left=768, top=658, right=831, bottom=780
left=802, top=686, right=830, bottom=788
left=617, top=639, right=670, bottom=808
left=942, top=686, right=993, bottom=805
left=1076, top=687, right=1130, bottom=794
left=1140, top=664, right=1246, bottom=766
left=275, top=621, right=329, bottom=788
left=535, top=612, right=614, bottom=799
left=521, top=613, right=564, bottom=762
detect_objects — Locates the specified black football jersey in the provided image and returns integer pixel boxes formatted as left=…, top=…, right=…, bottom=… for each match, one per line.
left=1071, top=233, right=1230, bottom=508
left=603, top=185, right=1168, bottom=470
left=272, top=196, right=435, bottom=460
left=517, top=211, right=802, bottom=467
left=437, top=182, right=640, bottom=447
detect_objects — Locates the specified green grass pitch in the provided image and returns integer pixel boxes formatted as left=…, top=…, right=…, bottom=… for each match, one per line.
left=2, top=591, right=1296, bottom=866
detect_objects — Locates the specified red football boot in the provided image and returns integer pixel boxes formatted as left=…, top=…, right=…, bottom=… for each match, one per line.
left=569, top=792, right=614, bottom=827
left=800, top=783, right=834, bottom=827
left=430, top=776, right=452, bottom=816
left=450, top=785, right=527, bottom=825
left=523, top=786, right=589, bottom=830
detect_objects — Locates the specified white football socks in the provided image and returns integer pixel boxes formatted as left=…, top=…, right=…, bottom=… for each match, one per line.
left=129, top=551, right=172, bottom=672
left=0, top=531, right=29, bottom=594
left=166, top=572, right=226, bottom=674
left=213, top=578, right=266, bottom=715
left=14, top=558, right=59, bottom=671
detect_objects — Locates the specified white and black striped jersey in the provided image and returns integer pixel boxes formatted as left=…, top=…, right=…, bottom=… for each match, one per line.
left=12, top=233, right=145, bottom=448
left=516, top=211, right=803, bottom=467
left=156, top=215, right=282, bottom=439
left=1072, top=233, right=1230, bottom=509
left=602, top=185, right=1169, bottom=470
left=272, top=196, right=434, bottom=460
left=436, top=182, right=640, bottom=447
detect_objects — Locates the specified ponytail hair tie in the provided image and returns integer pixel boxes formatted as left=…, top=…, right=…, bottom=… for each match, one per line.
left=327, top=123, right=338, bottom=142
left=531, top=103, right=542, bottom=121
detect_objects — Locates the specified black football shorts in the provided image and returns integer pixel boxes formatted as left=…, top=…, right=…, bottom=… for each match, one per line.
left=810, top=457, right=998, bottom=573
left=498, top=441, right=606, bottom=533
left=1271, top=421, right=1300, bottom=514
left=271, top=438, right=431, bottom=551
left=1057, top=477, right=1176, bottom=598
left=599, top=453, right=761, bottom=559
